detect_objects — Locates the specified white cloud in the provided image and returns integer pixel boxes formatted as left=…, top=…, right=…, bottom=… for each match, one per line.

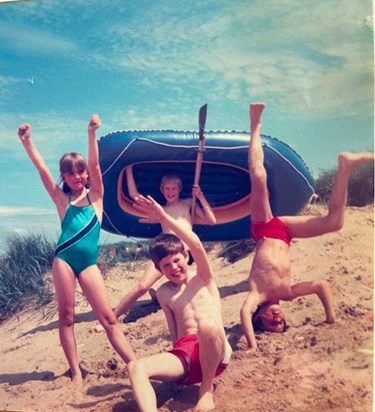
left=0, top=206, right=55, bottom=216
left=80, top=0, right=372, bottom=118
left=0, top=22, right=77, bottom=55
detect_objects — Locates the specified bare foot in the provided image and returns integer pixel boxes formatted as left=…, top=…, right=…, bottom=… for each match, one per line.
left=339, top=152, right=374, bottom=171
left=194, top=392, right=215, bottom=412
left=70, top=370, right=83, bottom=386
left=249, top=102, right=265, bottom=127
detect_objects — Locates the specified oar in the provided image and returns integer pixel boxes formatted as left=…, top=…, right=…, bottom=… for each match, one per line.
left=191, top=103, right=207, bottom=219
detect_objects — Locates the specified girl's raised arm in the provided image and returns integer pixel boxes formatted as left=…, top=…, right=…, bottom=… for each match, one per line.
left=18, top=123, right=60, bottom=203
left=86, top=115, right=103, bottom=203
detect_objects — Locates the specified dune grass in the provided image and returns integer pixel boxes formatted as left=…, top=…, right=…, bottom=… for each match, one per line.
left=0, top=161, right=373, bottom=323
left=0, top=233, right=55, bottom=322
left=0, top=235, right=149, bottom=323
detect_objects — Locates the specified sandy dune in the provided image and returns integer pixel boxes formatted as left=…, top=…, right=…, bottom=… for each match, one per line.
left=0, top=205, right=373, bottom=412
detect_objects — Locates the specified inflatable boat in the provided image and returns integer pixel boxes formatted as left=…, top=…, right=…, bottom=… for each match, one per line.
left=98, top=130, right=315, bottom=241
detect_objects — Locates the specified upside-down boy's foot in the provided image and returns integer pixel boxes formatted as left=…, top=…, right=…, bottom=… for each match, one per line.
left=338, top=152, right=374, bottom=171
left=250, top=102, right=265, bottom=126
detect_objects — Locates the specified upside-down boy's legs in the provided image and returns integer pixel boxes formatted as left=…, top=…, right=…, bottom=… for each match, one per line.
left=248, top=103, right=273, bottom=223
left=281, top=152, right=374, bottom=238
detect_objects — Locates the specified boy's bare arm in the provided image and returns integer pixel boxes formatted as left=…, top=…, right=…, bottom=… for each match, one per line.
left=290, top=280, right=335, bottom=324
left=125, top=165, right=141, bottom=200
left=240, top=292, right=259, bottom=351
left=134, top=195, right=213, bottom=283
left=191, top=185, right=217, bottom=225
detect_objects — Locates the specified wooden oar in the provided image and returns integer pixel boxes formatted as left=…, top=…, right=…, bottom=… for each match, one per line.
left=191, top=103, right=207, bottom=219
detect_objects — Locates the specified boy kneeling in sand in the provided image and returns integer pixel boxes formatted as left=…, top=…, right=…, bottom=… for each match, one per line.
left=241, top=102, right=374, bottom=351
left=127, top=195, right=231, bottom=412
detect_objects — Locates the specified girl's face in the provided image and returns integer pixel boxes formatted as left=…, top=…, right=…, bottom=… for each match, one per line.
left=62, top=165, right=89, bottom=192
left=160, top=179, right=182, bottom=203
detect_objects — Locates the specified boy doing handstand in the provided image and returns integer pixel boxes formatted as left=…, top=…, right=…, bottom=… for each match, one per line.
left=241, top=102, right=374, bottom=351
left=127, top=195, right=231, bottom=412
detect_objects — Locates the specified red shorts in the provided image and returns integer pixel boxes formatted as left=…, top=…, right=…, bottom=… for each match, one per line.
left=252, top=216, right=292, bottom=245
left=169, top=334, right=231, bottom=385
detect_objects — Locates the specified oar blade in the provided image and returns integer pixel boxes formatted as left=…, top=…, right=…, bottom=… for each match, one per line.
left=198, top=104, right=207, bottom=140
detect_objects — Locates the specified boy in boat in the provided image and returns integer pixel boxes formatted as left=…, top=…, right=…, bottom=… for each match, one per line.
left=241, top=102, right=374, bottom=351
left=127, top=194, right=231, bottom=412
left=113, top=167, right=216, bottom=318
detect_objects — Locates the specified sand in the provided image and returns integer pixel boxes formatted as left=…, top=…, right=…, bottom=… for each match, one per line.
left=0, top=205, right=373, bottom=412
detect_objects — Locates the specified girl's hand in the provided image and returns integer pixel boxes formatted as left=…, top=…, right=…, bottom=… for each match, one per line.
left=18, top=123, right=31, bottom=141
left=88, top=114, right=101, bottom=132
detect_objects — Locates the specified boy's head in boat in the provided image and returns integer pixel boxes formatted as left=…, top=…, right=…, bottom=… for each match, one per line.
left=160, top=174, right=183, bottom=204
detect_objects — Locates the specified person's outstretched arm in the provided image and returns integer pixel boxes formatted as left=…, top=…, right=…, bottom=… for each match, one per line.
left=17, top=123, right=60, bottom=203
left=191, top=185, right=217, bottom=225
left=125, top=165, right=142, bottom=200
left=240, top=292, right=259, bottom=351
left=289, top=280, right=335, bottom=324
left=134, top=195, right=213, bottom=284
left=86, top=115, right=103, bottom=206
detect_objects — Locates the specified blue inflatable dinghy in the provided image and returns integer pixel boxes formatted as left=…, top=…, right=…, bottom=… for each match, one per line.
left=98, top=130, right=315, bottom=241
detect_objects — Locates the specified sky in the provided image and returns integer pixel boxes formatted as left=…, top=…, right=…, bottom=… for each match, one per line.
left=0, top=0, right=373, bottom=250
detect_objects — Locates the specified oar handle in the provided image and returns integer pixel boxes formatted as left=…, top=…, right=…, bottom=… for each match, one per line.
left=191, top=104, right=207, bottom=220
left=191, top=140, right=205, bottom=218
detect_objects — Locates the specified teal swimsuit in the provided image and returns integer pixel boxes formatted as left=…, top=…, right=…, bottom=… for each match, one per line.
left=55, top=193, right=100, bottom=276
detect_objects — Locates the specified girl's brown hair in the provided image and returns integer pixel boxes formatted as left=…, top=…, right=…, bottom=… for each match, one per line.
left=59, top=152, right=89, bottom=193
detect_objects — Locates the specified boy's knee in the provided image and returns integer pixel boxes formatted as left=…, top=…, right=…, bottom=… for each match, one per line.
left=127, top=358, right=147, bottom=378
left=127, top=359, right=137, bottom=377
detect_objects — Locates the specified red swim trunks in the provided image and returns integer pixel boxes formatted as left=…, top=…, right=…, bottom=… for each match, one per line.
left=169, top=334, right=232, bottom=385
left=252, top=217, right=292, bottom=245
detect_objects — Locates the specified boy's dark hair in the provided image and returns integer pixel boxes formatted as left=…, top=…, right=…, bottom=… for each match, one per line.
left=252, top=305, right=265, bottom=332
left=149, top=233, right=185, bottom=270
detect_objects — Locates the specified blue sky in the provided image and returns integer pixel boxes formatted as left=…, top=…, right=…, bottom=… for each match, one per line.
left=0, top=0, right=373, bottom=249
